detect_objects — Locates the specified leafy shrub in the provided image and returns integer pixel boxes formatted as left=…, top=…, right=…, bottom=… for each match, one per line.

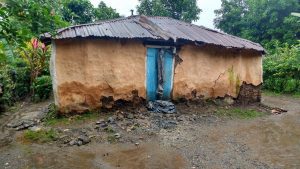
left=32, top=75, right=52, bottom=101
left=11, top=59, right=31, bottom=100
left=0, top=65, right=15, bottom=107
left=263, top=42, right=300, bottom=94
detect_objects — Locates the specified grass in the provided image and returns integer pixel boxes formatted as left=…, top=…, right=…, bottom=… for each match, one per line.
left=215, top=108, right=265, bottom=119
left=262, top=90, right=300, bottom=98
left=45, top=112, right=100, bottom=126
left=23, top=129, right=58, bottom=143
left=44, top=104, right=100, bottom=126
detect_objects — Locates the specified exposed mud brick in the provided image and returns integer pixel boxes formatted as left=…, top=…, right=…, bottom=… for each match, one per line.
left=100, top=96, right=114, bottom=109
left=237, top=82, right=261, bottom=104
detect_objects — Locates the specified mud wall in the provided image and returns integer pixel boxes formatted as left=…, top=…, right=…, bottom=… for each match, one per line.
left=53, top=39, right=147, bottom=113
left=173, top=44, right=263, bottom=100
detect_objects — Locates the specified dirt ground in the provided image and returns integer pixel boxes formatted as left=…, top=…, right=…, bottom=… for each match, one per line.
left=0, top=94, right=299, bottom=169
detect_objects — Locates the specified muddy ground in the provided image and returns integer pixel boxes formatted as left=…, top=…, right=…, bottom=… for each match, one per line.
left=0, top=94, right=299, bottom=169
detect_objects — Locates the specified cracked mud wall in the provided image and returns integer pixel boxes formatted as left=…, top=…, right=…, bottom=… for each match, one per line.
left=173, top=44, right=262, bottom=100
left=54, top=39, right=146, bottom=113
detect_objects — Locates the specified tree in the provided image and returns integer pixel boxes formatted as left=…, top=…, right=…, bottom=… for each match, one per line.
left=1, top=0, right=68, bottom=59
left=137, top=0, right=202, bottom=23
left=94, top=1, right=120, bottom=21
left=214, top=0, right=300, bottom=48
left=61, top=0, right=95, bottom=24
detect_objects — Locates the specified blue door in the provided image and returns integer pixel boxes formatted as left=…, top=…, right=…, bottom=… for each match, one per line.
left=146, top=48, right=174, bottom=101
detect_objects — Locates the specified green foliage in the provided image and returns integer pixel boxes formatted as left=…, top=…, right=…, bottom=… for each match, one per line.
left=214, top=0, right=300, bottom=48
left=94, top=1, right=120, bottom=21
left=0, top=65, right=15, bottom=106
left=263, top=42, right=300, bottom=93
left=24, top=129, right=58, bottom=143
left=61, top=0, right=95, bottom=24
left=216, top=108, right=265, bottom=119
left=32, top=75, right=52, bottom=101
left=137, top=0, right=202, bottom=23
left=61, top=0, right=120, bottom=24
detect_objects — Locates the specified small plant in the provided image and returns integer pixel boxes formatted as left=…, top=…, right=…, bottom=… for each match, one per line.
left=104, top=126, right=115, bottom=133
left=107, top=134, right=117, bottom=143
left=23, top=129, right=58, bottom=143
left=31, top=75, right=52, bottom=101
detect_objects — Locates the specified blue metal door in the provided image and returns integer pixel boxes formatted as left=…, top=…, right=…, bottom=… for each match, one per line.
left=162, top=50, right=174, bottom=100
left=146, top=48, right=174, bottom=101
left=146, top=48, right=159, bottom=101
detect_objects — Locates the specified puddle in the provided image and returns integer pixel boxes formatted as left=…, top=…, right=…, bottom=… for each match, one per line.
left=26, top=143, right=186, bottom=169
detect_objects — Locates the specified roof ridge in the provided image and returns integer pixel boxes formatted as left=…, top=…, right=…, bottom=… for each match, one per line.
left=57, top=16, right=140, bottom=34
left=40, top=15, right=265, bottom=52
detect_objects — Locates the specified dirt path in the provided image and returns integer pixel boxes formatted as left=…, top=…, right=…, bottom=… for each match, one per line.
left=0, top=95, right=299, bottom=169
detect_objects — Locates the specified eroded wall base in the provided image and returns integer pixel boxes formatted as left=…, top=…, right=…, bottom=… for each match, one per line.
left=173, top=44, right=263, bottom=100
left=53, top=40, right=263, bottom=113
left=54, top=39, right=147, bottom=114
left=237, top=82, right=262, bottom=104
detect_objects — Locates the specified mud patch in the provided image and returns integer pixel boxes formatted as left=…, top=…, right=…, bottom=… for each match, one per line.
left=24, top=143, right=186, bottom=169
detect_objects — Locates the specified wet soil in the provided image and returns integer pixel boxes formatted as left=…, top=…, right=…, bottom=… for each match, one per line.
left=0, top=95, right=299, bottom=169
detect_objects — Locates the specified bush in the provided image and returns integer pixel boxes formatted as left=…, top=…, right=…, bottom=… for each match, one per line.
left=263, top=42, right=300, bottom=94
left=32, top=75, right=52, bottom=101
left=0, top=65, right=15, bottom=107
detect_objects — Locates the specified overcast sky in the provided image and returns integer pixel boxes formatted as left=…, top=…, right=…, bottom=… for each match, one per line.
left=90, top=0, right=222, bottom=29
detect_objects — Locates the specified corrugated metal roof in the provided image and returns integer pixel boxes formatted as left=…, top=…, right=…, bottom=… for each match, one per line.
left=41, top=15, right=265, bottom=52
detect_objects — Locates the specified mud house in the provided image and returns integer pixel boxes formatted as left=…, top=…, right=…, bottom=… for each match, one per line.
left=41, top=15, right=265, bottom=113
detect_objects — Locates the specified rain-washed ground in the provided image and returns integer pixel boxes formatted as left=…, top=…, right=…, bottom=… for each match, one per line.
left=0, top=94, right=299, bottom=169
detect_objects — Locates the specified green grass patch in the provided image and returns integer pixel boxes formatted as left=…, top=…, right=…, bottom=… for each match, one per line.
left=45, top=112, right=100, bottom=126
left=44, top=104, right=100, bottom=126
left=262, top=90, right=300, bottom=99
left=215, top=108, right=265, bottom=119
left=24, top=129, right=58, bottom=143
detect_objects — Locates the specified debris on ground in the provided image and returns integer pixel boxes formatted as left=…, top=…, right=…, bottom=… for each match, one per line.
left=69, top=134, right=91, bottom=146
left=271, top=108, right=288, bottom=115
left=147, top=100, right=176, bottom=114
left=6, top=119, right=37, bottom=131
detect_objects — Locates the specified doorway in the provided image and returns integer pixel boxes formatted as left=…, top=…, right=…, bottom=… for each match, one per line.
left=146, top=47, right=174, bottom=101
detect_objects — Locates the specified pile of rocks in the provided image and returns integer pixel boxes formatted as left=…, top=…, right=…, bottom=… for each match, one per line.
left=147, top=100, right=176, bottom=114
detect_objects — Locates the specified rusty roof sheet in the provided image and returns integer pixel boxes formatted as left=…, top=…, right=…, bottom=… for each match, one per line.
left=41, top=15, right=264, bottom=52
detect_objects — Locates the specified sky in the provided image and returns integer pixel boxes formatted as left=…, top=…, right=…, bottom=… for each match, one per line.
left=90, top=0, right=222, bottom=29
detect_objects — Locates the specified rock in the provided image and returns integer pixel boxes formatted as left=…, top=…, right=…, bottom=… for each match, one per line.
left=114, top=133, right=121, bottom=139
left=28, top=126, right=42, bottom=132
left=78, top=135, right=91, bottom=144
left=224, top=96, right=235, bottom=105
left=96, top=119, right=105, bottom=125
left=177, top=116, right=185, bottom=122
left=69, top=139, right=77, bottom=146
left=7, top=119, right=37, bottom=131
left=117, top=114, right=125, bottom=120
left=63, top=129, right=70, bottom=132
left=59, top=135, right=72, bottom=144
left=107, top=116, right=116, bottom=123
left=127, top=114, right=134, bottom=119
left=77, top=140, right=83, bottom=146
left=100, top=123, right=108, bottom=128
left=159, top=120, right=177, bottom=129
left=147, top=100, right=176, bottom=114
